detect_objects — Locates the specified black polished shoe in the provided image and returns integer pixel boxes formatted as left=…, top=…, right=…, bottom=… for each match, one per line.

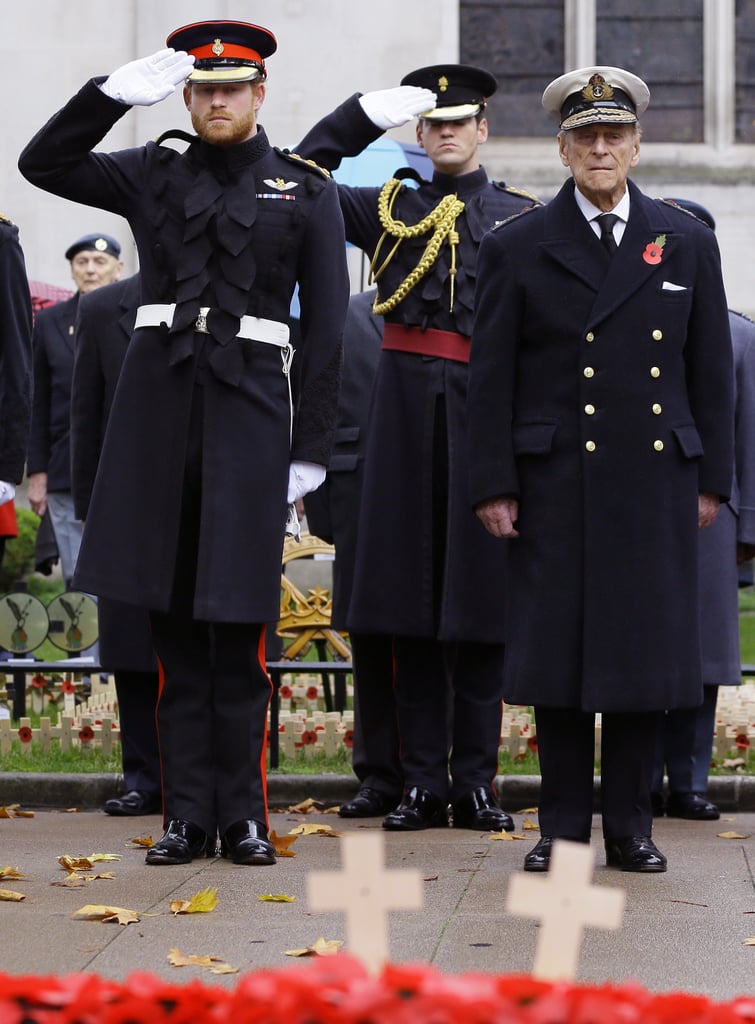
left=666, top=791, right=720, bottom=821
left=104, top=789, right=161, bottom=817
left=452, top=787, right=514, bottom=832
left=220, top=819, right=276, bottom=865
left=523, top=836, right=555, bottom=872
left=605, top=836, right=667, bottom=872
left=338, top=787, right=400, bottom=819
left=145, top=819, right=216, bottom=865
left=382, top=786, right=448, bottom=831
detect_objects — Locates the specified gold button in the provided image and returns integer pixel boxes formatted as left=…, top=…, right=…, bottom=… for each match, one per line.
left=584, top=404, right=595, bottom=415
left=583, top=366, right=594, bottom=378
left=585, top=332, right=595, bottom=343
left=652, top=329, right=663, bottom=341
left=650, top=366, right=661, bottom=378
left=585, top=440, right=596, bottom=452
left=652, top=403, right=662, bottom=415
left=653, top=440, right=664, bottom=452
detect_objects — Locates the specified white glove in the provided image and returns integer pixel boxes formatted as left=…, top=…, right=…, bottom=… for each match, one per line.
left=359, top=86, right=437, bottom=130
left=100, top=48, right=196, bottom=106
left=287, top=462, right=326, bottom=503
left=0, top=481, right=15, bottom=507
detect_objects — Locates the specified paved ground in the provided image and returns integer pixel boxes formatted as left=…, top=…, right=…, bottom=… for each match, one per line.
left=1, top=774, right=753, bottom=1000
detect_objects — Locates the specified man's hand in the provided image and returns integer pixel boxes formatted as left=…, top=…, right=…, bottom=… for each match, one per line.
left=287, top=462, right=326, bottom=503
left=698, top=492, right=720, bottom=529
left=359, top=86, right=437, bottom=130
left=100, top=48, right=195, bottom=106
left=475, top=496, right=519, bottom=538
left=27, top=471, right=48, bottom=517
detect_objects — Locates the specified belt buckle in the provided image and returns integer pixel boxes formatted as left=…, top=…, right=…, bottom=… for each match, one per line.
left=195, top=307, right=210, bottom=334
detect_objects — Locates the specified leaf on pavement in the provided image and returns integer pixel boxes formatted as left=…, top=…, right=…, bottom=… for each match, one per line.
left=285, top=936, right=343, bottom=957
left=0, top=866, right=25, bottom=880
left=59, top=854, right=121, bottom=872
left=323, top=805, right=341, bottom=814
left=522, top=817, right=540, bottom=831
left=743, top=937, right=755, bottom=946
left=0, top=887, right=26, bottom=901
left=717, top=831, right=752, bottom=840
left=54, top=871, right=115, bottom=886
left=270, top=830, right=298, bottom=857
left=287, top=798, right=325, bottom=814
left=167, top=948, right=238, bottom=974
left=0, top=804, right=34, bottom=818
left=126, top=836, right=154, bottom=848
left=517, top=806, right=538, bottom=814
left=72, top=904, right=140, bottom=925
left=258, top=893, right=296, bottom=903
left=170, top=887, right=218, bottom=916
left=490, top=832, right=527, bottom=841
left=288, top=823, right=337, bottom=837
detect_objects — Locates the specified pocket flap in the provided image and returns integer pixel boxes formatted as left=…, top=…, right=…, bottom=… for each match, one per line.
left=329, top=453, right=360, bottom=472
left=334, top=425, right=360, bottom=445
left=512, top=420, right=558, bottom=455
left=672, top=423, right=704, bottom=458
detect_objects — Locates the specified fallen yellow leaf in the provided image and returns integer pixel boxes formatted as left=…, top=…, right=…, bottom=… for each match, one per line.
left=517, top=806, right=538, bottom=814
left=258, top=893, right=296, bottom=903
left=717, top=831, right=752, bottom=840
left=285, top=936, right=343, bottom=957
left=0, top=888, right=26, bottom=901
left=289, top=823, right=336, bottom=836
left=126, top=836, right=154, bottom=848
left=170, top=887, right=218, bottom=916
left=0, top=866, right=25, bottom=880
left=72, top=904, right=140, bottom=925
left=59, top=854, right=121, bottom=872
left=270, top=830, right=298, bottom=857
left=490, top=832, right=527, bottom=841
left=0, top=804, right=34, bottom=818
left=743, top=937, right=755, bottom=946
left=287, top=798, right=324, bottom=814
left=522, top=817, right=540, bottom=831
left=167, top=948, right=238, bottom=973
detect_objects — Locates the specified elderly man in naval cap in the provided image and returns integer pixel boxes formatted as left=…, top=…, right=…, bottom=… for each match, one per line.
left=467, top=66, right=734, bottom=873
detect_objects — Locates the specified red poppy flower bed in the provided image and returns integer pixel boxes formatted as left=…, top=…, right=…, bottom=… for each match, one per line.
left=1, top=957, right=753, bottom=1024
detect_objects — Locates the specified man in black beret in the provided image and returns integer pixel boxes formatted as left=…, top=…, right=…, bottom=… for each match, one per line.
left=27, top=233, right=123, bottom=587
left=468, top=67, right=734, bottom=873
left=296, top=64, right=540, bottom=833
left=19, top=20, right=349, bottom=867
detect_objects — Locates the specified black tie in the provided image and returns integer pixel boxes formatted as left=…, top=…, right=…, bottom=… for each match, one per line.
left=597, top=213, right=619, bottom=255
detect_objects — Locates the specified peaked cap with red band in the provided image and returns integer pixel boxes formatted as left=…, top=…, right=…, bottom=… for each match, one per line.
left=166, top=20, right=277, bottom=84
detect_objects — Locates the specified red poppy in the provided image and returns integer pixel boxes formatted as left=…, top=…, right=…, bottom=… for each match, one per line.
left=79, top=725, right=95, bottom=743
left=306, top=685, right=319, bottom=700
left=279, top=684, right=293, bottom=699
left=31, top=673, right=47, bottom=689
left=642, top=234, right=666, bottom=265
left=302, top=730, right=318, bottom=745
left=527, top=735, right=539, bottom=753
left=343, top=729, right=354, bottom=748
left=735, top=733, right=750, bottom=749
left=62, top=679, right=76, bottom=694
left=18, top=726, right=32, bottom=743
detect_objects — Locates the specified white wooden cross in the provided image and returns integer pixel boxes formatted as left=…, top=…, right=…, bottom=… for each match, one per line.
left=506, top=840, right=626, bottom=981
left=307, top=832, right=423, bottom=974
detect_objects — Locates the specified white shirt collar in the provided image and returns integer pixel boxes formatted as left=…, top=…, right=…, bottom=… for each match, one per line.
left=574, top=187, right=631, bottom=241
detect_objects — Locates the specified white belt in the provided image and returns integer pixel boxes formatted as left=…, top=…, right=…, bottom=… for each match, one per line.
left=134, top=304, right=290, bottom=347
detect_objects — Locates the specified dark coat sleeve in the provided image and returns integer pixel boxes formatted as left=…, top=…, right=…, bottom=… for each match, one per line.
left=70, top=287, right=108, bottom=520
left=0, top=221, right=33, bottom=483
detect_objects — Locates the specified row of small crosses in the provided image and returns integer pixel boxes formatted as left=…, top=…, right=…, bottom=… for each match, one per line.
left=308, top=833, right=625, bottom=979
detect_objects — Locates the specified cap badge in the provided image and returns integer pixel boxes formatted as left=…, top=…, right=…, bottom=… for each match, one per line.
left=94, top=238, right=107, bottom=251
left=582, top=74, right=614, bottom=103
left=438, top=75, right=449, bottom=92
left=212, top=38, right=225, bottom=56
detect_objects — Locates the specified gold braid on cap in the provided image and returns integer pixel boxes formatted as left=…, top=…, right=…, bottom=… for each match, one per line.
left=369, top=179, right=465, bottom=315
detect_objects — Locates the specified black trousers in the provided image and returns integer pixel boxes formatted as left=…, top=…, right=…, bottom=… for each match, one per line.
left=393, top=636, right=505, bottom=805
left=150, top=612, right=272, bottom=837
left=113, top=669, right=161, bottom=798
left=534, top=706, right=662, bottom=841
left=350, top=633, right=402, bottom=799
